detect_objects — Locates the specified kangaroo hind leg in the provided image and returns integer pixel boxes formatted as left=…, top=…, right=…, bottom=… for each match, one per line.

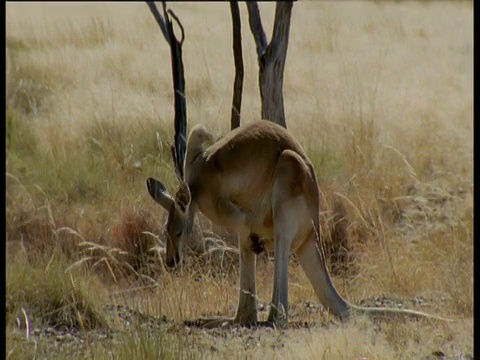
left=268, top=149, right=310, bottom=328
left=233, top=232, right=258, bottom=326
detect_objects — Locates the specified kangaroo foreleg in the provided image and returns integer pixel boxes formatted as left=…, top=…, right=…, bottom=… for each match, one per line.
left=214, top=196, right=250, bottom=233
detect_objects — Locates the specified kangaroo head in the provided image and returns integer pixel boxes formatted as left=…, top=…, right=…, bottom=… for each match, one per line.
left=146, top=177, right=192, bottom=268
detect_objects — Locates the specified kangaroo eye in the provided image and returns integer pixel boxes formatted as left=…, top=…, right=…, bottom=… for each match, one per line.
left=176, top=230, right=183, bottom=237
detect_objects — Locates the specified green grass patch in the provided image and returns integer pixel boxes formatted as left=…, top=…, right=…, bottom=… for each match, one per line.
left=6, top=107, right=39, bottom=158
left=7, top=111, right=177, bottom=205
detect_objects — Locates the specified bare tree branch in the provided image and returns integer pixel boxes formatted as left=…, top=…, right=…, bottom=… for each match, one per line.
left=268, top=1, right=293, bottom=65
left=146, top=1, right=170, bottom=42
left=246, top=2, right=268, bottom=61
left=230, top=1, right=244, bottom=130
left=167, top=9, right=185, bottom=46
left=146, top=1, right=187, bottom=180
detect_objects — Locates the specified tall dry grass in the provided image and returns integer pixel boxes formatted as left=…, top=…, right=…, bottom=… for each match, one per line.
left=6, top=1, right=472, bottom=359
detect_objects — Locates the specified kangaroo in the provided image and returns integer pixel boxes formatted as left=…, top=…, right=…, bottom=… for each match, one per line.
left=147, top=120, right=450, bottom=328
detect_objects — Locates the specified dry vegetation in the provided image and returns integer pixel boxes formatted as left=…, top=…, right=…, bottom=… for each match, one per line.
left=6, top=1, right=473, bottom=359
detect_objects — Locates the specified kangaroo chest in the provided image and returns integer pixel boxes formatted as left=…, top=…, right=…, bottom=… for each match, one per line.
left=195, top=189, right=274, bottom=239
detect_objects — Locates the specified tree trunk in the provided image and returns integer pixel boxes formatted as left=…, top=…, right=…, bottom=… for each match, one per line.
left=247, top=2, right=293, bottom=129
left=230, top=1, right=244, bottom=130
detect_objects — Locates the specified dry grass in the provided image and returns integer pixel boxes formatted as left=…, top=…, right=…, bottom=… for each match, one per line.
left=6, top=1, right=473, bottom=359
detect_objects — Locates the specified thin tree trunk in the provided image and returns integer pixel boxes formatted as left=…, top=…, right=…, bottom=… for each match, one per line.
left=146, top=1, right=187, bottom=180
left=230, top=1, right=244, bottom=130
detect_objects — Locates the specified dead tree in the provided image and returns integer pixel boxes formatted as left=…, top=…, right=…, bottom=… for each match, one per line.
left=230, top=1, right=244, bottom=130
left=146, top=1, right=187, bottom=179
left=246, top=2, right=294, bottom=128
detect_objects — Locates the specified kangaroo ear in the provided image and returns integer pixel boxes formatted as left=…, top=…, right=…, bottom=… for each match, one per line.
left=175, top=181, right=191, bottom=212
left=147, top=177, right=174, bottom=211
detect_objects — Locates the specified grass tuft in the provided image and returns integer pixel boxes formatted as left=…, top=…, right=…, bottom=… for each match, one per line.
left=6, top=250, right=109, bottom=331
